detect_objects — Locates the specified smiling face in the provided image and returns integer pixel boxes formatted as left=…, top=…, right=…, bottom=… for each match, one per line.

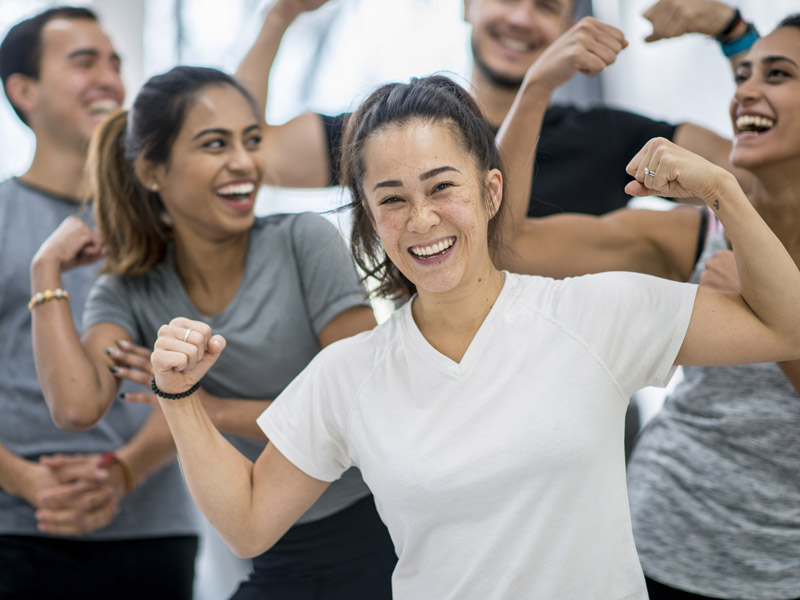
left=152, top=84, right=264, bottom=241
left=729, top=26, right=800, bottom=172
left=464, top=0, right=573, bottom=88
left=361, top=119, right=502, bottom=298
left=29, top=18, right=124, bottom=149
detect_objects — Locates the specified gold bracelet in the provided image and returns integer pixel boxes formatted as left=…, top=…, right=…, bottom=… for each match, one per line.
left=28, top=288, right=70, bottom=311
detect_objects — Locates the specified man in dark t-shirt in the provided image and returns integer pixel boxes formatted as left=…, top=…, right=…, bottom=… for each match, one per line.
left=237, top=0, right=739, bottom=217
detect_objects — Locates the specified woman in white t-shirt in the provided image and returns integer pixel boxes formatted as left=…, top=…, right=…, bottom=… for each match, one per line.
left=149, top=76, right=800, bottom=600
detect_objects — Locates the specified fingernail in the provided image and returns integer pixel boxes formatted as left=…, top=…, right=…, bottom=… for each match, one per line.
left=118, top=393, right=127, bottom=400
left=116, top=339, right=131, bottom=348
left=104, top=346, right=118, bottom=356
left=108, top=366, right=121, bottom=374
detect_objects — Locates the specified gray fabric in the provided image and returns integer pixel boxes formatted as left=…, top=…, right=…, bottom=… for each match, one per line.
left=83, top=212, right=372, bottom=524
left=627, top=231, right=800, bottom=600
left=0, top=178, right=197, bottom=539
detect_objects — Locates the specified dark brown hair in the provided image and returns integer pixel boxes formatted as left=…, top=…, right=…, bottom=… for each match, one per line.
left=341, top=75, right=508, bottom=301
left=88, top=65, right=259, bottom=276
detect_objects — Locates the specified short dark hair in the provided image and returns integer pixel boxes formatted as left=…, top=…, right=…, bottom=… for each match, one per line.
left=0, top=6, right=97, bottom=125
left=341, top=75, right=508, bottom=301
left=90, top=66, right=261, bottom=277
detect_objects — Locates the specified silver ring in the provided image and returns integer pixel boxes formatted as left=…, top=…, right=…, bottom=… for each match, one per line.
left=644, top=167, right=656, bottom=177
left=182, top=328, right=193, bottom=343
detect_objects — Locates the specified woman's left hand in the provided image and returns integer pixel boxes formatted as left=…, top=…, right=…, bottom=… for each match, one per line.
left=625, top=137, right=734, bottom=204
left=106, top=340, right=153, bottom=387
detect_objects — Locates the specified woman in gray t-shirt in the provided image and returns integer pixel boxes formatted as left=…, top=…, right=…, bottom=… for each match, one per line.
left=30, top=66, right=395, bottom=599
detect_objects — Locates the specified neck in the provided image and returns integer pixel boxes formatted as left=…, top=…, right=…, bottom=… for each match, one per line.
left=747, top=169, right=800, bottom=255
left=19, top=141, right=88, bottom=201
left=173, top=226, right=250, bottom=316
left=412, top=263, right=505, bottom=362
left=469, top=67, right=522, bottom=129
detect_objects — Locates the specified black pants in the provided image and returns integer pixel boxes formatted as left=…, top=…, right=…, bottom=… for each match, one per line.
left=231, top=495, right=396, bottom=600
left=646, top=576, right=800, bottom=600
left=0, top=534, right=197, bottom=600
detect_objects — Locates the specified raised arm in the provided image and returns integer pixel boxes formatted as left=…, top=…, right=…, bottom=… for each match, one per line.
left=497, top=17, right=628, bottom=228
left=151, top=318, right=329, bottom=558
left=624, top=138, right=800, bottom=366
left=30, top=217, right=132, bottom=430
left=643, top=0, right=757, bottom=190
left=117, top=305, right=375, bottom=440
left=236, top=0, right=335, bottom=188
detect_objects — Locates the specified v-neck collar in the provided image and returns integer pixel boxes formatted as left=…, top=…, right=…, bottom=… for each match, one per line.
left=400, top=273, right=515, bottom=378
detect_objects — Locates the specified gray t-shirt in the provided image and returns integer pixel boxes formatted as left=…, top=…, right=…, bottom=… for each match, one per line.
left=83, top=212, right=372, bottom=524
left=0, top=178, right=197, bottom=539
left=627, top=230, right=800, bottom=599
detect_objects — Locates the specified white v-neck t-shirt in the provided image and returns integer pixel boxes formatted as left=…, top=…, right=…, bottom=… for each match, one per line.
left=259, top=271, right=697, bottom=599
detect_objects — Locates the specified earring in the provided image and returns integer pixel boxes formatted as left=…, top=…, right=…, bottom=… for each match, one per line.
left=148, top=182, right=159, bottom=192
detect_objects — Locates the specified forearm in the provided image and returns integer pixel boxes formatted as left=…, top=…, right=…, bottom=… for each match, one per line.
left=115, top=410, right=178, bottom=488
left=495, top=78, right=552, bottom=230
left=30, top=262, right=112, bottom=430
left=235, top=2, right=304, bottom=117
left=711, top=176, right=800, bottom=341
left=208, top=397, right=271, bottom=441
left=0, top=442, right=32, bottom=500
left=158, top=394, right=263, bottom=552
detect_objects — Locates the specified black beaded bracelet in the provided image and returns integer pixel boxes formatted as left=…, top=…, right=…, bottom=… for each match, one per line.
left=151, top=377, right=201, bottom=400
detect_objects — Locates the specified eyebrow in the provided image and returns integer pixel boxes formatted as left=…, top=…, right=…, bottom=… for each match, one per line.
left=67, top=48, right=122, bottom=63
left=372, top=165, right=460, bottom=191
left=192, top=123, right=261, bottom=141
left=739, top=55, right=799, bottom=70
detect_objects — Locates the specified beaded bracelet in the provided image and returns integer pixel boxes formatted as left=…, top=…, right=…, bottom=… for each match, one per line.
left=98, top=451, right=135, bottom=494
left=151, top=376, right=201, bottom=400
left=28, top=288, right=70, bottom=311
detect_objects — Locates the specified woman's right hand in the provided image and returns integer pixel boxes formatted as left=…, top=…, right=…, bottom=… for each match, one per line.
left=643, top=0, right=736, bottom=42
left=31, top=216, right=105, bottom=274
left=151, top=317, right=226, bottom=396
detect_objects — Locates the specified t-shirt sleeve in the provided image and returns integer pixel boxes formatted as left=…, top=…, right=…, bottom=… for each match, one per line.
left=257, top=336, right=364, bottom=481
left=289, top=212, right=369, bottom=336
left=320, top=113, right=349, bottom=186
left=549, top=271, right=697, bottom=393
left=82, top=274, right=139, bottom=340
left=613, top=109, right=677, bottom=166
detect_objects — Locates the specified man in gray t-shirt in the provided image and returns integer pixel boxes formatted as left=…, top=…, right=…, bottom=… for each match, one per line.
left=0, top=7, right=198, bottom=598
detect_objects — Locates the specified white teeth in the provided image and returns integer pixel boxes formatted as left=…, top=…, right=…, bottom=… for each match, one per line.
left=736, top=114, right=775, bottom=132
left=217, top=182, right=255, bottom=197
left=499, top=36, right=531, bottom=52
left=410, top=237, right=454, bottom=257
left=88, top=98, right=119, bottom=115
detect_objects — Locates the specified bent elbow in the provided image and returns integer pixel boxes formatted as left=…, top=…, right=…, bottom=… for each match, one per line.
left=49, top=402, right=106, bottom=432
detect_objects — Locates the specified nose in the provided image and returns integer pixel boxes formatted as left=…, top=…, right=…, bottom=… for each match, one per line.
left=733, top=75, right=761, bottom=106
left=506, top=0, right=536, bottom=29
left=407, top=201, right=440, bottom=234
left=227, top=142, right=257, bottom=175
left=95, top=60, right=125, bottom=99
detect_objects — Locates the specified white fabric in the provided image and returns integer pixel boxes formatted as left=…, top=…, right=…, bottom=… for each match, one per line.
left=259, top=272, right=697, bottom=600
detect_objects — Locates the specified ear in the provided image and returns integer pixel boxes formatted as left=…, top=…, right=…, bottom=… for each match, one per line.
left=134, top=158, right=165, bottom=192
left=4, top=73, right=38, bottom=121
left=486, top=168, right=503, bottom=218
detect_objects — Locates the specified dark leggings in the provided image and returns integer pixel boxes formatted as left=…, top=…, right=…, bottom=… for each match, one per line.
left=646, top=576, right=800, bottom=600
left=231, top=494, right=396, bottom=600
left=0, top=534, right=197, bottom=600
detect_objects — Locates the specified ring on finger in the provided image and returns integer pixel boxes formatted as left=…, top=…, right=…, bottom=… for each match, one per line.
left=182, top=328, right=193, bottom=343
left=644, top=167, right=656, bottom=177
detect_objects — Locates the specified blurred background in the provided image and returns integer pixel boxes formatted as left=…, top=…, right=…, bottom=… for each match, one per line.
left=1, top=0, right=797, bottom=597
